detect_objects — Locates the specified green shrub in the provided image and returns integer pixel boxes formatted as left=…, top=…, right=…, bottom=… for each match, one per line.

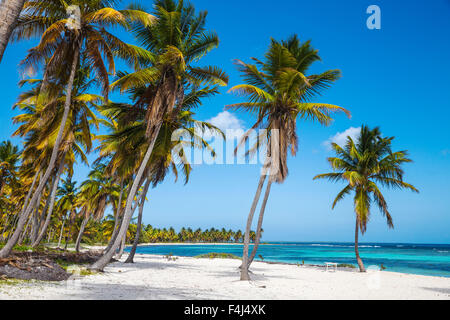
left=194, top=252, right=240, bottom=260
left=337, top=263, right=356, bottom=269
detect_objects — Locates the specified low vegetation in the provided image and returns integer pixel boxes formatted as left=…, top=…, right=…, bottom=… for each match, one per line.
left=195, top=252, right=241, bottom=260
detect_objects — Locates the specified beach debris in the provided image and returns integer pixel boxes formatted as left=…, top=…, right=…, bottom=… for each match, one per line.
left=0, top=249, right=106, bottom=281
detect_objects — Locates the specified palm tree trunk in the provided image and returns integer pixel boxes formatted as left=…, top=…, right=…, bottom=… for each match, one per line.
left=32, top=154, right=65, bottom=247
left=18, top=214, right=31, bottom=244
left=240, top=170, right=268, bottom=281
left=104, top=179, right=125, bottom=253
left=22, top=167, right=40, bottom=210
left=355, top=216, right=366, bottom=272
left=30, top=190, right=44, bottom=244
left=116, top=233, right=126, bottom=259
left=75, top=215, right=89, bottom=252
left=64, top=225, right=71, bottom=250
left=0, top=0, right=25, bottom=62
left=125, top=179, right=150, bottom=263
left=247, top=177, right=273, bottom=266
left=0, top=45, right=80, bottom=258
left=90, top=123, right=162, bottom=271
left=57, top=215, right=66, bottom=249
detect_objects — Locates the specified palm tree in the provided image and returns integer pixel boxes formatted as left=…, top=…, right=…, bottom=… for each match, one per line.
left=313, top=126, right=418, bottom=272
left=90, top=0, right=228, bottom=271
left=0, top=0, right=25, bottom=62
left=228, top=35, right=350, bottom=280
left=0, top=0, right=154, bottom=258
left=73, top=163, right=119, bottom=252
left=12, top=60, right=103, bottom=247
left=54, top=177, right=78, bottom=249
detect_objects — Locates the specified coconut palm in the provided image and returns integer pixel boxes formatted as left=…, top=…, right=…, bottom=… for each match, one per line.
left=12, top=60, right=103, bottom=247
left=73, top=163, right=120, bottom=252
left=96, top=88, right=223, bottom=262
left=54, top=177, right=78, bottom=249
left=313, top=126, right=418, bottom=272
left=0, top=0, right=154, bottom=258
left=90, top=0, right=228, bottom=271
left=0, top=0, right=26, bottom=62
left=228, top=35, right=350, bottom=280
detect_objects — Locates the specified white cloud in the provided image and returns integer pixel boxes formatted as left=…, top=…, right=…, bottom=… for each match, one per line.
left=323, top=127, right=361, bottom=150
left=207, top=110, right=244, bottom=132
left=203, top=110, right=245, bottom=140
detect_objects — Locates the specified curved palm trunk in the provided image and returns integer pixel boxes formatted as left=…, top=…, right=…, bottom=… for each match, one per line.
left=19, top=168, right=40, bottom=218
left=125, top=180, right=150, bottom=263
left=18, top=213, right=32, bottom=244
left=247, top=177, right=273, bottom=266
left=0, top=45, right=80, bottom=258
left=116, top=233, right=126, bottom=259
left=30, top=190, right=44, bottom=244
left=90, top=123, right=162, bottom=271
left=355, top=216, right=366, bottom=272
left=75, top=215, right=89, bottom=252
left=90, top=72, right=177, bottom=271
left=0, top=0, right=25, bottom=62
left=32, top=155, right=65, bottom=247
left=240, top=171, right=268, bottom=280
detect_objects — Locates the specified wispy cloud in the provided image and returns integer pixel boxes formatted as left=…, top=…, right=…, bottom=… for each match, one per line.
left=442, top=149, right=450, bottom=156
left=323, top=127, right=361, bottom=150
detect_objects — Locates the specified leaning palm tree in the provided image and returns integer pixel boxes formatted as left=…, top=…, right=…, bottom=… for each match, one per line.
left=313, top=126, right=418, bottom=272
left=12, top=60, right=102, bottom=247
left=228, top=35, right=350, bottom=280
left=90, top=0, right=228, bottom=271
left=0, top=0, right=154, bottom=258
left=0, top=0, right=26, bottom=62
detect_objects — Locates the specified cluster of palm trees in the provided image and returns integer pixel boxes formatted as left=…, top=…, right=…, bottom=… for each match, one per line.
left=0, top=0, right=418, bottom=280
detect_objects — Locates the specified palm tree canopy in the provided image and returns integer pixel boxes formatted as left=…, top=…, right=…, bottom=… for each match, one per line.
left=228, top=35, right=350, bottom=183
left=314, top=125, right=419, bottom=233
left=110, top=0, right=228, bottom=139
left=13, top=0, right=155, bottom=99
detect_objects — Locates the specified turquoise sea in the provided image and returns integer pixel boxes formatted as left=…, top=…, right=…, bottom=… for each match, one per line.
left=130, top=242, right=450, bottom=278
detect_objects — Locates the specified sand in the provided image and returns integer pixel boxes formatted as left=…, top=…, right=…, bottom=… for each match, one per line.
left=0, top=253, right=449, bottom=300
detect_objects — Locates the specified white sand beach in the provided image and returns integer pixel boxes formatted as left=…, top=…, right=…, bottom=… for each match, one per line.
left=0, top=253, right=449, bottom=300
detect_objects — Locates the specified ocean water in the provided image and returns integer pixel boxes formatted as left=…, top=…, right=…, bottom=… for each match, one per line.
left=130, top=242, right=450, bottom=278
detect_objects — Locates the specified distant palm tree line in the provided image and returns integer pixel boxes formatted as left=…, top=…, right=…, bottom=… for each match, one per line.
left=0, top=0, right=417, bottom=278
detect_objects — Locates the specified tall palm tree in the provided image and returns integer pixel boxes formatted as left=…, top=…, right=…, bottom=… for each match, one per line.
left=0, top=0, right=154, bottom=258
left=0, top=0, right=25, bottom=62
left=314, top=126, right=418, bottom=272
left=12, top=60, right=102, bottom=247
left=228, top=35, right=350, bottom=280
left=90, top=0, right=228, bottom=271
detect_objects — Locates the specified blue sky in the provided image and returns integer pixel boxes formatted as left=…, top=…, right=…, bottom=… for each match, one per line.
left=1, top=0, right=449, bottom=243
